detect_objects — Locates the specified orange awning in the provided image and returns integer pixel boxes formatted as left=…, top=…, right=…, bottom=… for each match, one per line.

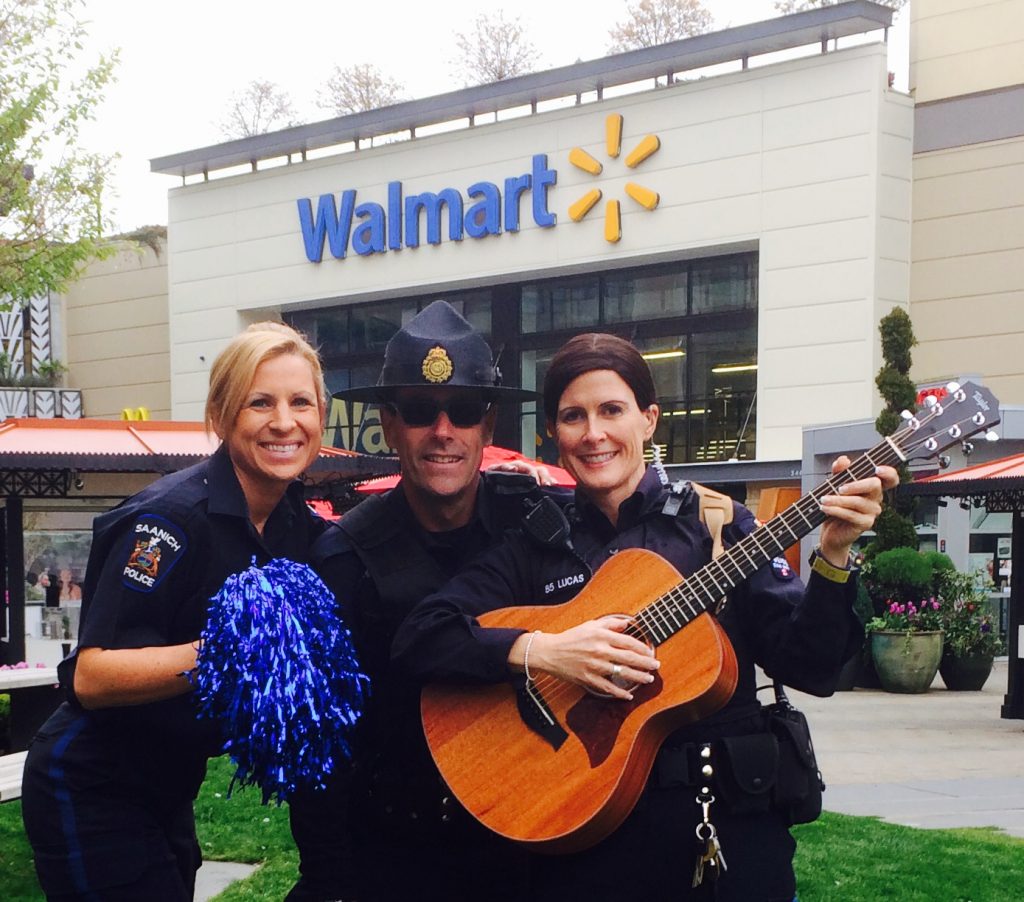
left=0, top=418, right=395, bottom=480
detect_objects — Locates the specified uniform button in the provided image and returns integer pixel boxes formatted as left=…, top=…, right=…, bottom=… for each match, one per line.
left=441, top=814, right=451, bottom=823
left=441, top=796, right=452, bottom=806
left=608, top=548, right=618, bottom=556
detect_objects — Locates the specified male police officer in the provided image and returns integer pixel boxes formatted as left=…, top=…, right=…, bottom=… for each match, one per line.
left=287, top=301, right=555, bottom=902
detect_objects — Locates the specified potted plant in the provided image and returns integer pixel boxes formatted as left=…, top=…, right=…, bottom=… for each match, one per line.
left=866, top=594, right=944, bottom=694
left=938, top=570, right=1003, bottom=691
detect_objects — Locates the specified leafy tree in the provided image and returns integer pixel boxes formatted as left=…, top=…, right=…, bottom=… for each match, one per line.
left=608, top=0, right=714, bottom=52
left=316, top=63, right=405, bottom=116
left=453, top=12, right=540, bottom=86
left=0, top=0, right=118, bottom=305
left=220, top=80, right=296, bottom=139
left=775, top=0, right=907, bottom=13
left=869, top=307, right=919, bottom=556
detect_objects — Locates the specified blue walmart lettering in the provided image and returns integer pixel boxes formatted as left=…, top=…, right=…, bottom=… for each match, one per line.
left=297, top=154, right=557, bottom=262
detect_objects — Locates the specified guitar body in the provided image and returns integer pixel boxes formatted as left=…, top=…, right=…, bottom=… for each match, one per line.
left=420, top=548, right=739, bottom=853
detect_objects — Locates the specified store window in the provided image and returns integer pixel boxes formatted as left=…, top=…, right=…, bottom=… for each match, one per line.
left=286, top=253, right=757, bottom=463
left=521, top=278, right=600, bottom=334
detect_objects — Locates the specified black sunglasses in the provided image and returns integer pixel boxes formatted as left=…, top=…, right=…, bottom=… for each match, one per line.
left=385, top=397, right=492, bottom=428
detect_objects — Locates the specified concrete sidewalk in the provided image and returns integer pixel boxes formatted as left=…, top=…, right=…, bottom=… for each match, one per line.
left=789, top=658, right=1024, bottom=837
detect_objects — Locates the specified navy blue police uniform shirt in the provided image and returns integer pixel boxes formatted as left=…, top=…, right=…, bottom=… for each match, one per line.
left=393, top=467, right=863, bottom=722
left=62, top=444, right=325, bottom=808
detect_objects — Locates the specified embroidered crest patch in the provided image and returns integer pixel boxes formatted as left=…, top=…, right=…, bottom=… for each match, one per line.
left=421, top=346, right=453, bottom=384
left=121, top=514, right=187, bottom=592
left=771, top=556, right=796, bottom=580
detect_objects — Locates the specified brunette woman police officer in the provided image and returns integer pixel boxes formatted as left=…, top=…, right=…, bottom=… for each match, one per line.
left=21, top=323, right=328, bottom=902
left=394, top=333, right=897, bottom=902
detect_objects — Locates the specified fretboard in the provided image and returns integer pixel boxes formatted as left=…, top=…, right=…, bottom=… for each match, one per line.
left=632, top=439, right=903, bottom=646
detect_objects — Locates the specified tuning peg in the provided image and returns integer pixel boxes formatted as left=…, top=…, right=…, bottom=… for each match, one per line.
left=939, top=454, right=951, bottom=469
left=925, top=437, right=938, bottom=451
left=900, top=409, right=913, bottom=419
left=948, top=425, right=962, bottom=438
left=945, top=381, right=961, bottom=392
left=962, top=441, right=974, bottom=456
left=972, top=412, right=986, bottom=425
left=923, top=396, right=937, bottom=408
left=986, top=430, right=1000, bottom=442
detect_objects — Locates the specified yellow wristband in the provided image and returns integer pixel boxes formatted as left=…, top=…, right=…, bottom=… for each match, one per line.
left=808, top=548, right=853, bottom=584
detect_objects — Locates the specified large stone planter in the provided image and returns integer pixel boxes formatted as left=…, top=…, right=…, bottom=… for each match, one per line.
left=939, top=651, right=995, bottom=691
left=870, top=630, right=944, bottom=694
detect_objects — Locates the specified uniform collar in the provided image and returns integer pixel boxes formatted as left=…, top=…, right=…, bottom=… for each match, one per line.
left=574, top=466, right=667, bottom=532
left=206, top=444, right=303, bottom=525
left=388, top=480, right=487, bottom=537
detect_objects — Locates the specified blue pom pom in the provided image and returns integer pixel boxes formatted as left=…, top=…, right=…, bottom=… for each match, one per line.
left=194, top=558, right=369, bottom=804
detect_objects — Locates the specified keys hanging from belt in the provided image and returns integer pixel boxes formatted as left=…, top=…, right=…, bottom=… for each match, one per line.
left=691, top=743, right=728, bottom=888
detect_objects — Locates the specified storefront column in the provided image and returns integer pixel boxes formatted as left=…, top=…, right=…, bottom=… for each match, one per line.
left=1001, top=508, right=1024, bottom=719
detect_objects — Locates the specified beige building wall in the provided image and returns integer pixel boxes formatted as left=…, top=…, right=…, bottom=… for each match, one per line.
left=910, top=0, right=1024, bottom=102
left=910, top=0, right=1024, bottom=406
left=912, top=136, right=1024, bottom=402
left=58, top=236, right=171, bottom=419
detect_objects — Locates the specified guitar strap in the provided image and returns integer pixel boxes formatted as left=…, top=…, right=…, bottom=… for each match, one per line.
left=691, top=482, right=733, bottom=561
left=663, top=480, right=733, bottom=560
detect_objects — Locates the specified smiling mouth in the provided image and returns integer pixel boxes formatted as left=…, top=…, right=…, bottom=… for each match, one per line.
left=579, top=451, right=617, bottom=465
left=424, top=454, right=463, bottom=464
left=261, top=442, right=302, bottom=454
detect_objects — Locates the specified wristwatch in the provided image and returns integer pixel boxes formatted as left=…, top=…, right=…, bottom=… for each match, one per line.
left=807, top=546, right=855, bottom=584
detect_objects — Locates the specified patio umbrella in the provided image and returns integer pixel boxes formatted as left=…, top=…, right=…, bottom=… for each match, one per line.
left=354, top=445, right=575, bottom=494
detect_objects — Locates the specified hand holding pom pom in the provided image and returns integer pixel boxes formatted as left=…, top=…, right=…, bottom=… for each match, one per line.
left=193, top=558, right=369, bottom=803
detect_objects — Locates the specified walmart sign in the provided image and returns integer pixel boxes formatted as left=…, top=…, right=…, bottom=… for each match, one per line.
left=297, top=154, right=556, bottom=262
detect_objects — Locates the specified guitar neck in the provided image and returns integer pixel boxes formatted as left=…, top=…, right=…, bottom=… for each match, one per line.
left=635, top=438, right=903, bottom=646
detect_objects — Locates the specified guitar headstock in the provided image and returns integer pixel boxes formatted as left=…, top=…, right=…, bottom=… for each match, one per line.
left=893, top=382, right=1000, bottom=462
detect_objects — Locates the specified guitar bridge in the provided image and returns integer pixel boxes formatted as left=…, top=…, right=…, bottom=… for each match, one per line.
left=516, top=682, right=568, bottom=751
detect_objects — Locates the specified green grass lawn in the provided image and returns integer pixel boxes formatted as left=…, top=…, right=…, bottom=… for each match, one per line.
left=2, top=757, right=1024, bottom=900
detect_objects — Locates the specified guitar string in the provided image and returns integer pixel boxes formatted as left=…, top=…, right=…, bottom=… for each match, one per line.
left=520, top=399, right=979, bottom=708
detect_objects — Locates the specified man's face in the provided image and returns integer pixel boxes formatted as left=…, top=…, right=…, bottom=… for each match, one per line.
left=381, top=387, right=497, bottom=504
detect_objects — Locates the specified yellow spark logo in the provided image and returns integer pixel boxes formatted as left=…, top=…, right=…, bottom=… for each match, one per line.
left=568, top=114, right=661, bottom=243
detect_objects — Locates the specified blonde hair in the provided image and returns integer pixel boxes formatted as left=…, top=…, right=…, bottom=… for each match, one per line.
left=205, top=321, right=326, bottom=437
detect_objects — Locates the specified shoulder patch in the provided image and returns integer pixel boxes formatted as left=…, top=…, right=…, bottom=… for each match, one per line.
left=770, top=556, right=796, bottom=581
left=121, top=514, right=188, bottom=592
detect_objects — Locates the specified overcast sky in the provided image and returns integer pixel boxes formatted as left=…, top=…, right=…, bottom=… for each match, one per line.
left=76, top=0, right=909, bottom=232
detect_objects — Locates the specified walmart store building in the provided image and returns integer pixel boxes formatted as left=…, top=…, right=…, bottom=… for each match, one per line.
left=153, top=2, right=907, bottom=489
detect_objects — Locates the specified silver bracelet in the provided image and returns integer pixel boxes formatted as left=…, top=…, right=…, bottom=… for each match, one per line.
left=523, top=630, right=541, bottom=683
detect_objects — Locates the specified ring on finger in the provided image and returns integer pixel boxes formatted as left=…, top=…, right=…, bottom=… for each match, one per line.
left=610, top=663, right=622, bottom=678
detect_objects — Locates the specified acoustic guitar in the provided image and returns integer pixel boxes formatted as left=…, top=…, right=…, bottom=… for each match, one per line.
left=421, top=382, right=999, bottom=853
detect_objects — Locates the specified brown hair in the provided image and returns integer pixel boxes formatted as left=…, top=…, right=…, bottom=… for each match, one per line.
left=543, top=333, right=657, bottom=425
left=205, top=321, right=326, bottom=437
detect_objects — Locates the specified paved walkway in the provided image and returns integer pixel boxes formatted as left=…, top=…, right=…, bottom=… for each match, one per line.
left=790, top=659, right=1024, bottom=837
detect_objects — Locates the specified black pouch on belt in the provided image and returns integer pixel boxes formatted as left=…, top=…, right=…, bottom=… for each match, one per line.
left=764, top=683, right=825, bottom=826
left=716, top=732, right=779, bottom=815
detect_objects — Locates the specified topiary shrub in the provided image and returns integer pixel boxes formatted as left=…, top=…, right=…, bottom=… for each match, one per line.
left=866, top=547, right=933, bottom=606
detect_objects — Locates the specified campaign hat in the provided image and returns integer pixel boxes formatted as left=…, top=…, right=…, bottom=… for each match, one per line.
left=333, top=300, right=537, bottom=403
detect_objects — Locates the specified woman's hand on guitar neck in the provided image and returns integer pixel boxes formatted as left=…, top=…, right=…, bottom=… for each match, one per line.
left=818, top=457, right=900, bottom=566
left=509, top=615, right=660, bottom=701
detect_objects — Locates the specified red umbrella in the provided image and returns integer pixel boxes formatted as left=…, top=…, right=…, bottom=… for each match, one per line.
left=355, top=445, right=575, bottom=494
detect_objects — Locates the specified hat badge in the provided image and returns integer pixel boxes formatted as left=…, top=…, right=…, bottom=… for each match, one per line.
left=421, top=346, right=454, bottom=384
